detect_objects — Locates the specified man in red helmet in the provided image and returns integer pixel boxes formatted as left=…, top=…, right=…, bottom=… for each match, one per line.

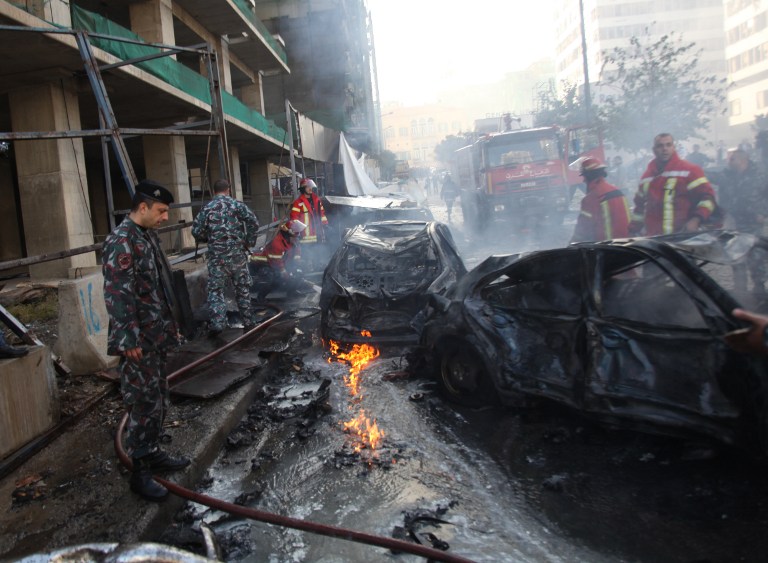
left=290, top=178, right=329, bottom=271
left=571, top=157, right=630, bottom=243
left=629, top=133, right=717, bottom=236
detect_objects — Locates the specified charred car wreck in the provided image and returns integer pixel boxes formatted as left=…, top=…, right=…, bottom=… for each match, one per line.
left=417, top=231, right=768, bottom=455
left=320, top=221, right=466, bottom=344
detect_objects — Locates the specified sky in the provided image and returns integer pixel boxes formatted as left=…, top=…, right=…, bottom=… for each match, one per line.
left=367, top=0, right=557, bottom=106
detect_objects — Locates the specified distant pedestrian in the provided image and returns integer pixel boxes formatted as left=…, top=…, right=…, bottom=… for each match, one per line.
left=686, top=144, right=713, bottom=169
left=441, top=174, right=460, bottom=222
left=102, top=179, right=189, bottom=502
left=192, top=178, right=260, bottom=336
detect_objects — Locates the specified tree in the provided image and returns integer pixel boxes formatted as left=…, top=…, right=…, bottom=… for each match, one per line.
left=533, top=82, right=590, bottom=128
left=598, top=28, right=727, bottom=154
left=434, top=133, right=475, bottom=166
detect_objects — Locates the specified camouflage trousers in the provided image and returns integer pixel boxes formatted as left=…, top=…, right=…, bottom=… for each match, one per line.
left=120, top=349, right=169, bottom=458
left=207, top=254, right=254, bottom=330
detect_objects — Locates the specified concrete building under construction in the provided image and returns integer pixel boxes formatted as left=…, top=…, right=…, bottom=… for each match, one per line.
left=0, top=0, right=379, bottom=279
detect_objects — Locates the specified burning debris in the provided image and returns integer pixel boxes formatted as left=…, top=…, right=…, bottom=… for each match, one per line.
left=327, top=335, right=392, bottom=459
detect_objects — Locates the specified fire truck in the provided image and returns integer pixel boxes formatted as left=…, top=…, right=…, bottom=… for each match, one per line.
left=451, top=125, right=605, bottom=229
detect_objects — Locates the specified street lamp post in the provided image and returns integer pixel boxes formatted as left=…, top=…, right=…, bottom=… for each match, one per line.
left=578, top=0, right=593, bottom=125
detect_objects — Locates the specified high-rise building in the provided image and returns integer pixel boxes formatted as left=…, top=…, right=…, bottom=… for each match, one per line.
left=723, top=0, right=768, bottom=143
left=553, top=0, right=729, bottom=145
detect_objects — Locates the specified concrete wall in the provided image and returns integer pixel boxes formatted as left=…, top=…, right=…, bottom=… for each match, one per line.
left=53, top=274, right=118, bottom=375
left=0, top=345, right=59, bottom=460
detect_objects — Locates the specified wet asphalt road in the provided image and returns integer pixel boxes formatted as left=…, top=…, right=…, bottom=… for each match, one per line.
left=161, top=195, right=768, bottom=562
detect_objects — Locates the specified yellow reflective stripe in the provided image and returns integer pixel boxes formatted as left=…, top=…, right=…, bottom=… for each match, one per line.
left=687, top=177, right=708, bottom=190
left=623, top=199, right=631, bottom=222
left=631, top=212, right=644, bottom=222
left=303, top=235, right=318, bottom=243
left=580, top=210, right=593, bottom=218
left=291, top=206, right=301, bottom=213
left=267, top=253, right=284, bottom=260
left=601, top=200, right=612, bottom=239
left=697, top=200, right=715, bottom=212
left=251, top=255, right=268, bottom=262
left=663, top=177, right=678, bottom=234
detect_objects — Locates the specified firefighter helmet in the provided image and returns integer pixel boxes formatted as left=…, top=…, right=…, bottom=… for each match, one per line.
left=580, top=157, right=607, bottom=175
left=299, top=178, right=317, bottom=191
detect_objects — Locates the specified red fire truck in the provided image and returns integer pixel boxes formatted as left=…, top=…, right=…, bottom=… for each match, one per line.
left=451, top=125, right=605, bottom=230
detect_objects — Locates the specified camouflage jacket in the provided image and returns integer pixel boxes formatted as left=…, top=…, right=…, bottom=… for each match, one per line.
left=192, top=194, right=260, bottom=259
left=102, top=217, right=179, bottom=355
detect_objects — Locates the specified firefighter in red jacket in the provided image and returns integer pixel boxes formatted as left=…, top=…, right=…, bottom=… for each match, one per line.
left=290, top=179, right=328, bottom=243
left=290, top=178, right=330, bottom=272
left=629, top=133, right=717, bottom=236
left=571, top=157, right=630, bottom=243
left=249, top=220, right=305, bottom=300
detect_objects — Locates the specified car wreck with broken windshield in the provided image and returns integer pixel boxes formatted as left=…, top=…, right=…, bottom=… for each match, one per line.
left=418, top=231, right=768, bottom=455
left=320, top=220, right=466, bottom=344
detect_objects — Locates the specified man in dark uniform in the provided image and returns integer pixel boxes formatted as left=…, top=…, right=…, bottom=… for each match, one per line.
left=103, top=179, right=189, bottom=501
left=716, top=149, right=768, bottom=295
left=192, top=178, right=260, bottom=336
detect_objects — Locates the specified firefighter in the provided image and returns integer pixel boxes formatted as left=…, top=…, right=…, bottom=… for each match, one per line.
left=571, top=157, right=630, bottom=243
left=249, top=220, right=306, bottom=300
left=290, top=178, right=329, bottom=271
left=629, top=133, right=717, bottom=236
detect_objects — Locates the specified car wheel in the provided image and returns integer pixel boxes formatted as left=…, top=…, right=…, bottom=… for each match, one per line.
left=437, top=345, right=496, bottom=407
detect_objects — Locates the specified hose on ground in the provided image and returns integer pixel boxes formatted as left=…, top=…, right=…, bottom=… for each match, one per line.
left=114, top=306, right=477, bottom=563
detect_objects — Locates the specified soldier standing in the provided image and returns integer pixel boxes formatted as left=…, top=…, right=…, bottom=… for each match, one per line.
left=102, top=179, right=190, bottom=501
left=192, top=178, right=260, bottom=336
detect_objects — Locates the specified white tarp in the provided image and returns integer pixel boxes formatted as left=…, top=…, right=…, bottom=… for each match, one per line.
left=339, top=132, right=379, bottom=197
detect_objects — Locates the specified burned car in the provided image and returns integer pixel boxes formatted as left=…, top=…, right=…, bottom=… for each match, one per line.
left=419, top=231, right=768, bottom=454
left=320, top=220, right=466, bottom=344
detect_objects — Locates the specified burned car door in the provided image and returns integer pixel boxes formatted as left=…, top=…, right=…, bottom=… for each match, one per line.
left=477, top=250, right=586, bottom=407
left=586, top=248, right=740, bottom=434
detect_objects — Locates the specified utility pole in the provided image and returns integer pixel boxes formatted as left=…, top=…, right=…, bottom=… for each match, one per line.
left=578, top=0, right=592, bottom=124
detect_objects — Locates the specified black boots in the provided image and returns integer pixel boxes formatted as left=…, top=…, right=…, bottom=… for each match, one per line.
left=130, top=457, right=168, bottom=502
left=142, top=448, right=191, bottom=472
left=129, top=449, right=190, bottom=501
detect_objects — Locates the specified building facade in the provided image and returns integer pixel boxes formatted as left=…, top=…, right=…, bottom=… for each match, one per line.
left=0, top=0, right=377, bottom=278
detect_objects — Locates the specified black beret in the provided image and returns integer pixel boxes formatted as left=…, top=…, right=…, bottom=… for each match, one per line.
left=135, top=179, right=174, bottom=205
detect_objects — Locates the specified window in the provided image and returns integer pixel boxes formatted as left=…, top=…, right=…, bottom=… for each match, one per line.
left=599, top=251, right=706, bottom=329
left=483, top=253, right=582, bottom=315
left=730, top=98, right=742, bottom=117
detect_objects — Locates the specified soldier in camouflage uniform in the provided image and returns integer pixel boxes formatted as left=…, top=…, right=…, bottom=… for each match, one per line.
left=715, top=149, right=768, bottom=296
left=103, top=179, right=190, bottom=501
left=192, top=178, right=260, bottom=335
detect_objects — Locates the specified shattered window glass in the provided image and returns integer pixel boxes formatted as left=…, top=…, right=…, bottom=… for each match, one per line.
left=600, top=252, right=707, bottom=328
left=337, top=244, right=440, bottom=294
left=483, top=253, right=581, bottom=314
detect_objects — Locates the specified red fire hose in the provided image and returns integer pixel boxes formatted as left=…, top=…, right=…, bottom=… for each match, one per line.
left=114, top=307, right=478, bottom=563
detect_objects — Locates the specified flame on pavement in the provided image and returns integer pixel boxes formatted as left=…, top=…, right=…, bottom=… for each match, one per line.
left=327, top=333, right=384, bottom=451
left=327, top=338, right=380, bottom=396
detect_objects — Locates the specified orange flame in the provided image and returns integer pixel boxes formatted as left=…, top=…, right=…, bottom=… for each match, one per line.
left=327, top=338, right=380, bottom=396
left=328, top=333, right=384, bottom=451
left=342, top=409, right=385, bottom=452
